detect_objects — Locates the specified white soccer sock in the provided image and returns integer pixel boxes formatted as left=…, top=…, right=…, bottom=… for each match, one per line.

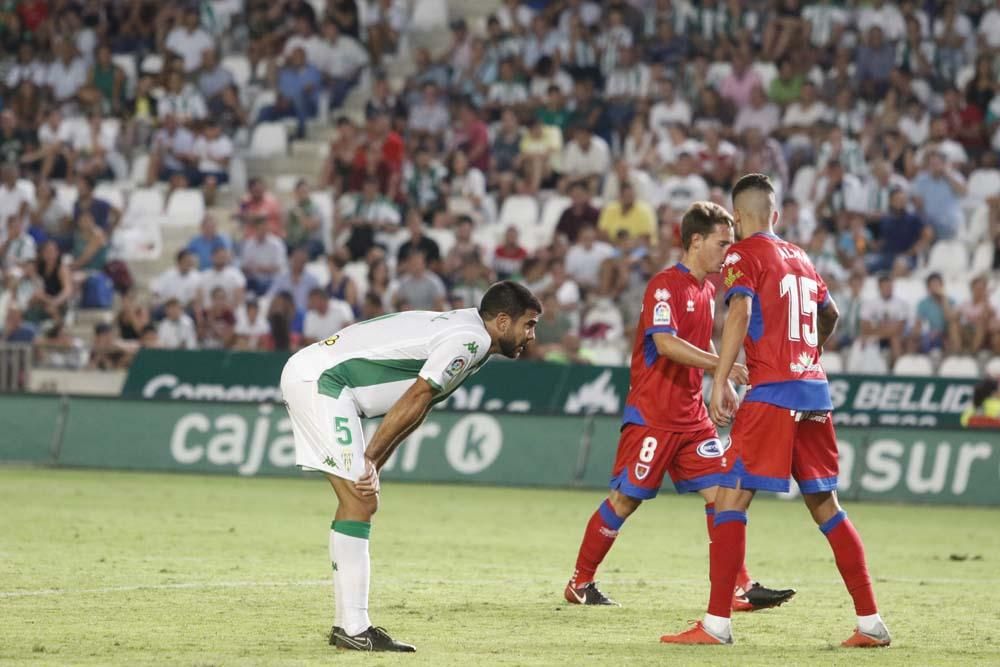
left=329, top=523, right=342, bottom=629
left=702, top=613, right=732, bottom=640
left=857, top=613, right=883, bottom=635
left=333, top=521, right=372, bottom=637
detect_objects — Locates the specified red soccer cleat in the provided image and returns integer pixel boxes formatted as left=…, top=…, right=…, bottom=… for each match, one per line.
left=841, top=627, right=891, bottom=648
left=660, top=621, right=732, bottom=645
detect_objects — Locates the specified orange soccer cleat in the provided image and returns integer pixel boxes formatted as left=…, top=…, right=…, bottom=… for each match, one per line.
left=841, top=627, right=892, bottom=648
left=660, top=621, right=732, bottom=645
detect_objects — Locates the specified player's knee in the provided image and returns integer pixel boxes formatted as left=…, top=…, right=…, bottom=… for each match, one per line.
left=608, top=490, right=642, bottom=518
left=802, top=490, right=841, bottom=525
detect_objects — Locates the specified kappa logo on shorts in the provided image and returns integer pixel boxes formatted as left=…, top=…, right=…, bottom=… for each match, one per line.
left=696, top=438, right=731, bottom=459
left=634, top=463, right=651, bottom=480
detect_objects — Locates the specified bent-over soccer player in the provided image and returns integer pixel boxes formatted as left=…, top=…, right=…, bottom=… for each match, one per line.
left=281, top=281, right=541, bottom=652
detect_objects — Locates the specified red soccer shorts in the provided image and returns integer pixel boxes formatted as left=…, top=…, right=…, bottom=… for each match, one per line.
left=609, top=423, right=726, bottom=499
left=718, top=401, right=840, bottom=493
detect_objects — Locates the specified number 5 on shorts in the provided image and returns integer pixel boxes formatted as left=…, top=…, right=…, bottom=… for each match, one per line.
left=334, top=417, right=352, bottom=445
left=639, top=437, right=657, bottom=463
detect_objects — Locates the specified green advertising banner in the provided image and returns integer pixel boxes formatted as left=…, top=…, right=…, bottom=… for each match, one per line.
left=120, top=350, right=978, bottom=428
left=2, top=395, right=999, bottom=505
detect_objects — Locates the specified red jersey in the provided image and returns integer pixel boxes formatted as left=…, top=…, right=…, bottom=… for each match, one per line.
left=721, top=232, right=833, bottom=411
left=623, top=263, right=715, bottom=432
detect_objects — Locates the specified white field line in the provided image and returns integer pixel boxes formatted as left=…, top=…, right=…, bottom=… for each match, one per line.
left=2, top=576, right=999, bottom=599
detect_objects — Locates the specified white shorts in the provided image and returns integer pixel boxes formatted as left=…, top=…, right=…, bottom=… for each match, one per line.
left=280, top=362, right=366, bottom=481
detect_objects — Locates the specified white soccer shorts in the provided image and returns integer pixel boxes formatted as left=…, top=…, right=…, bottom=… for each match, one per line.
left=280, top=364, right=366, bottom=481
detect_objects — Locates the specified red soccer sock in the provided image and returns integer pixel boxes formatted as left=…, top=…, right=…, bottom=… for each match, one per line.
left=705, top=503, right=753, bottom=593
left=571, top=499, right=625, bottom=586
left=820, top=510, right=878, bottom=616
left=707, top=510, right=747, bottom=618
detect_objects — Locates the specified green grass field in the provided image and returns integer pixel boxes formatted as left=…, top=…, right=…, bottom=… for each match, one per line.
left=2, top=467, right=999, bottom=666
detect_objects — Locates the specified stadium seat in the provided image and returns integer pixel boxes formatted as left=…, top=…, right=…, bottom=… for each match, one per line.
left=944, top=278, right=971, bottom=306
left=967, top=169, right=1000, bottom=201
left=343, top=261, right=370, bottom=295
left=94, top=183, right=126, bottom=212
left=971, top=243, right=994, bottom=275
left=925, top=240, right=970, bottom=279
left=249, top=90, right=278, bottom=125
left=112, top=54, right=137, bottom=95
left=130, top=153, right=150, bottom=186
left=164, top=189, right=206, bottom=227
left=955, top=64, right=975, bottom=90
left=791, top=165, right=817, bottom=205
left=538, top=195, right=571, bottom=245
left=752, top=61, right=778, bottom=90
left=893, top=277, right=925, bottom=311
left=846, top=341, right=888, bottom=374
left=409, top=0, right=449, bottom=32
left=249, top=122, right=288, bottom=158
left=124, top=187, right=164, bottom=223
left=893, top=353, right=934, bottom=376
left=820, top=350, right=844, bottom=374
left=962, top=203, right=990, bottom=248
left=275, top=174, right=299, bottom=193
left=112, top=221, right=163, bottom=262
left=498, top=195, right=540, bottom=229
left=139, top=53, right=163, bottom=75
left=222, top=54, right=252, bottom=92
left=309, top=191, right=335, bottom=253
left=425, top=227, right=456, bottom=257
left=55, top=183, right=78, bottom=212
left=937, top=355, right=980, bottom=378
left=304, top=259, right=330, bottom=286
left=985, top=357, right=1000, bottom=378
left=15, top=178, right=36, bottom=208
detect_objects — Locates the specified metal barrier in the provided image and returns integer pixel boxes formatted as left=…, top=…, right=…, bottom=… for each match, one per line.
left=0, top=343, right=31, bottom=392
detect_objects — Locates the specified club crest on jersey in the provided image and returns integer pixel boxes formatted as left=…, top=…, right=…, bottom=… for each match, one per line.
left=444, top=356, right=468, bottom=378
left=654, top=288, right=670, bottom=301
left=723, top=253, right=741, bottom=267
left=790, top=351, right=823, bottom=373
left=696, top=438, right=731, bottom=459
left=634, top=463, right=651, bottom=480
left=723, top=267, right=744, bottom=288
left=652, top=301, right=671, bottom=325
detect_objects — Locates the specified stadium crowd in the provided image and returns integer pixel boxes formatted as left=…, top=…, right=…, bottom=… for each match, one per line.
left=1, top=0, right=1000, bottom=376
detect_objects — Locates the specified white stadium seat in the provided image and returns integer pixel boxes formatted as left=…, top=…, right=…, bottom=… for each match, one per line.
left=752, top=61, right=778, bottom=90
left=425, top=227, right=456, bottom=258
left=937, top=355, right=980, bottom=378
left=846, top=341, right=888, bottom=374
left=124, top=187, right=164, bottom=223
left=130, top=153, right=150, bottom=186
left=249, top=122, right=288, bottom=158
left=967, top=169, right=1000, bottom=201
left=791, top=165, right=817, bottom=205
left=985, top=357, right=1000, bottom=378
left=222, top=54, right=252, bottom=92
left=409, top=0, right=449, bottom=31
left=498, top=195, right=540, bottom=229
left=343, top=261, right=370, bottom=295
left=275, top=175, right=299, bottom=193
left=820, top=350, right=844, bottom=374
left=55, top=183, right=78, bottom=212
left=304, top=259, right=330, bottom=286
left=112, top=222, right=163, bottom=262
left=164, top=189, right=205, bottom=226
left=94, top=183, right=126, bottom=212
left=539, top=195, right=571, bottom=238
left=140, top=53, right=163, bottom=75
left=893, top=354, right=934, bottom=377
left=16, top=178, right=36, bottom=208
left=971, top=243, right=994, bottom=275
left=925, top=240, right=970, bottom=279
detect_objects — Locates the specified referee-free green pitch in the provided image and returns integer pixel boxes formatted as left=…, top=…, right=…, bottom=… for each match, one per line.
left=2, top=467, right=998, bottom=666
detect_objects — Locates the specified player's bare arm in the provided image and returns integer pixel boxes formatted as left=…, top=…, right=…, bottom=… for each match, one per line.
left=710, top=294, right=750, bottom=427
left=356, top=377, right=436, bottom=496
left=655, top=334, right=749, bottom=385
left=817, top=295, right=840, bottom=350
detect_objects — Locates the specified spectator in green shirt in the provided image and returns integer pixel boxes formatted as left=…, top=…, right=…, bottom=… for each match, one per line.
left=768, top=59, right=804, bottom=106
left=536, top=85, right=573, bottom=130
left=285, top=179, right=325, bottom=260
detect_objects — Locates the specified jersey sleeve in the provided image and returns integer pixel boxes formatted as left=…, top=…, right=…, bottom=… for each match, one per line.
left=418, top=330, right=491, bottom=395
left=640, top=273, right=680, bottom=337
left=721, top=247, right=759, bottom=305
left=815, top=270, right=831, bottom=310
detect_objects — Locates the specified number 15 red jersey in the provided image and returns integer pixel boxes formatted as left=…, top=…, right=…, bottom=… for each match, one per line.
left=721, top=232, right=833, bottom=411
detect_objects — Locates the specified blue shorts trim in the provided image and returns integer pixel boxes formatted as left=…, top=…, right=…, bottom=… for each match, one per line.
left=798, top=476, right=839, bottom=494
left=609, top=470, right=659, bottom=500
left=598, top=499, right=625, bottom=530
left=819, top=510, right=847, bottom=535
left=714, top=510, right=748, bottom=527
left=718, top=457, right=790, bottom=493
left=673, top=472, right=729, bottom=494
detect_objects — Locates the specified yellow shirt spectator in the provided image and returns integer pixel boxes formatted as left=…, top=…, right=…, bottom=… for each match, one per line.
left=598, top=195, right=657, bottom=247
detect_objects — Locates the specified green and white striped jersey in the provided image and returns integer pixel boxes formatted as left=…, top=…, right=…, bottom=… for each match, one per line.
left=285, top=309, right=493, bottom=418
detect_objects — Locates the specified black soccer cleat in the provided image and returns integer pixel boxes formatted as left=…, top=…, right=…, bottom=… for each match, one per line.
left=733, top=582, right=797, bottom=612
left=331, top=625, right=416, bottom=652
left=564, top=581, right=619, bottom=606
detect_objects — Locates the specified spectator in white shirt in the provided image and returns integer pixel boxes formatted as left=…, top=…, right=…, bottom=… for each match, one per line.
left=604, top=46, right=649, bottom=140
left=192, top=121, right=232, bottom=205
left=734, top=85, right=781, bottom=137
left=199, top=246, right=246, bottom=309
left=0, top=164, right=30, bottom=235
left=5, top=43, right=47, bottom=91
left=235, top=299, right=270, bottom=350
left=648, top=77, right=691, bottom=142
left=980, top=0, right=1000, bottom=49
left=147, top=113, right=197, bottom=188
left=860, top=274, right=911, bottom=364
left=157, top=70, right=208, bottom=124
left=856, top=0, right=905, bottom=42
left=487, top=59, right=529, bottom=116
left=407, top=82, right=451, bottom=139
left=69, top=113, right=119, bottom=181
left=660, top=151, right=710, bottom=213
left=151, top=249, right=202, bottom=315
left=565, top=225, right=615, bottom=289
left=240, top=218, right=288, bottom=296
left=561, top=124, right=611, bottom=192
left=302, top=287, right=355, bottom=344
left=317, top=19, right=370, bottom=107
left=283, top=15, right=328, bottom=68
left=46, top=39, right=88, bottom=105
left=157, top=298, right=198, bottom=350
left=781, top=81, right=828, bottom=148
left=165, top=8, right=214, bottom=73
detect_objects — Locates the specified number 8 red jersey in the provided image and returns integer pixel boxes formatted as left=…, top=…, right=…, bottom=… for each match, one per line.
left=721, top=232, right=833, bottom=411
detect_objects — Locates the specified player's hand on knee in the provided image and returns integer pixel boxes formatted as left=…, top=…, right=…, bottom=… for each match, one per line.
left=729, top=362, right=749, bottom=385
left=355, top=456, right=381, bottom=497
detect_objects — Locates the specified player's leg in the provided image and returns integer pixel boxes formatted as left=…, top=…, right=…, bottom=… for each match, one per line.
left=565, top=426, right=675, bottom=605
left=793, top=414, right=890, bottom=648
left=662, top=404, right=796, bottom=645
